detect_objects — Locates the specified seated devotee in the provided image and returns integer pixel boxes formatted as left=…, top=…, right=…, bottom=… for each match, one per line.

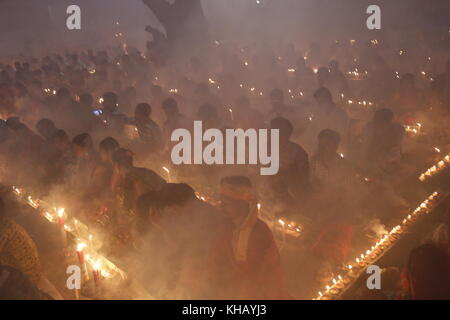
left=316, top=67, right=330, bottom=88
left=134, top=183, right=223, bottom=299
left=195, top=103, right=223, bottom=130
left=360, top=108, right=405, bottom=176
left=100, top=91, right=126, bottom=133
left=232, top=95, right=264, bottom=130
left=405, top=243, right=450, bottom=300
left=308, top=130, right=361, bottom=279
left=305, top=87, right=350, bottom=153
left=0, top=265, right=52, bottom=300
left=0, top=197, right=62, bottom=299
left=127, top=103, right=162, bottom=153
left=267, top=88, right=296, bottom=120
left=390, top=73, right=424, bottom=124
left=88, top=137, right=120, bottom=200
left=432, top=59, right=450, bottom=110
left=354, top=266, right=403, bottom=300
left=111, top=148, right=166, bottom=213
left=71, top=133, right=101, bottom=189
left=76, top=93, right=97, bottom=132
left=264, top=117, right=310, bottom=209
left=327, top=60, right=350, bottom=99
left=8, top=122, right=45, bottom=186
left=161, top=98, right=191, bottom=148
left=207, top=176, right=291, bottom=299
left=43, top=129, right=73, bottom=186
left=193, top=83, right=223, bottom=117
left=35, top=118, right=57, bottom=141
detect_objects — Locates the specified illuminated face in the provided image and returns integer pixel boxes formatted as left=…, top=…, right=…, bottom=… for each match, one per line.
left=318, top=138, right=339, bottom=156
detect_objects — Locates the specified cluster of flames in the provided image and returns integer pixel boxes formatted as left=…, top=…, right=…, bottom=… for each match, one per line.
left=276, top=217, right=302, bottom=237
left=404, top=123, right=422, bottom=135
left=11, top=186, right=127, bottom=285
left=43, top=88, right=57, bottom=96
left=419, top=152, right=450, bottom=182
left=315, top=191, right=442, bottom=300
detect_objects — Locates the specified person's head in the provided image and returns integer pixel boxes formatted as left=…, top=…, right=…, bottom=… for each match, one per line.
left=72, top=133, right=93, bottom=158
left=270, top=117, right=293, bottom=142
left=135, top=103, right=152, bottom=121
left=102, top=92, right=118, bottom=113
left=317, top=67, right=330, bottom=85
left=158, top=183, right=196, bottom=215
left=318, top=129, right=341, bottom=156
left=400, top=73, right=415, bottom=89
left=50, top=129, right=70, bottom=151
left=407, top=243, right=450, bottom=300
left=314, top=87, right=333, bottom=105
left=99, top=137, right=119, bottom=162
left=112, top=148, right=134, bottom=176
left=373, top=108, right=394, bottom=124
left=79, top=93, right=93, bottom=108
left=219, top=176, right=253, bottom=219
left=56, top=87, right=71, bottom=102
left=36, top=119, right=57, bottom=140
left=162, top=98, right=179, bottom=118
left=136, top=183, right=195, bottom=232
left=5, top=117, right=21, bottom=130
left=270, top=88, right=284, bottom=108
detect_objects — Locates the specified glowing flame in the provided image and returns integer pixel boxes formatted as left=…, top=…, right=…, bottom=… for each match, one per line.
left=76, top=243, right=87, bottom=252
left=57, top=208, right=65, bottom=217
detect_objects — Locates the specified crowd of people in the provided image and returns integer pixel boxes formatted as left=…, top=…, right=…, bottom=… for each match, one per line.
left=0, top=23, right=449, bottom=300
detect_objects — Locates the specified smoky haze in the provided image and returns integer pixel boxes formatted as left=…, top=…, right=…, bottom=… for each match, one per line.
left=0, top=0, right=448, bottom=57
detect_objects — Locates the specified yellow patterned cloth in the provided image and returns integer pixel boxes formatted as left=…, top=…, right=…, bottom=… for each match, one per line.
left=0, top=217, right=42, bottom=285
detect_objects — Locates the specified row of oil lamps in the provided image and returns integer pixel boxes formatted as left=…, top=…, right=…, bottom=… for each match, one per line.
left=419, top=152, right=450, bottom=182
left=11, top=185, right=127, bottom=288
left=315, top=191, right=441, bottom=300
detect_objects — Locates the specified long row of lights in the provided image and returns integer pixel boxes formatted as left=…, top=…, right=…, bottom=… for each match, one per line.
left=315, top=191, right=442, bottom=300
left=419, top=152, right=450, bottom=182
left=11, top=186, right=127, bottom=286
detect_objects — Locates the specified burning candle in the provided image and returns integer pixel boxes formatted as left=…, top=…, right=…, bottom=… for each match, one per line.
left=76, top=243, right=90, bottom=281
left=57, top=208, right=67, bottom=246
left=93, top=261, right=101, bottom=287
left=76, top=243, right=87, bottom=265
left=162, top=166, right=171, bottom=182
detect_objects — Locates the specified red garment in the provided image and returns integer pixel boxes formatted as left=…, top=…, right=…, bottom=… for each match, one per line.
left=311, top=223, right=353, bottom=265
left=208, top=219, right=291, bottom=300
